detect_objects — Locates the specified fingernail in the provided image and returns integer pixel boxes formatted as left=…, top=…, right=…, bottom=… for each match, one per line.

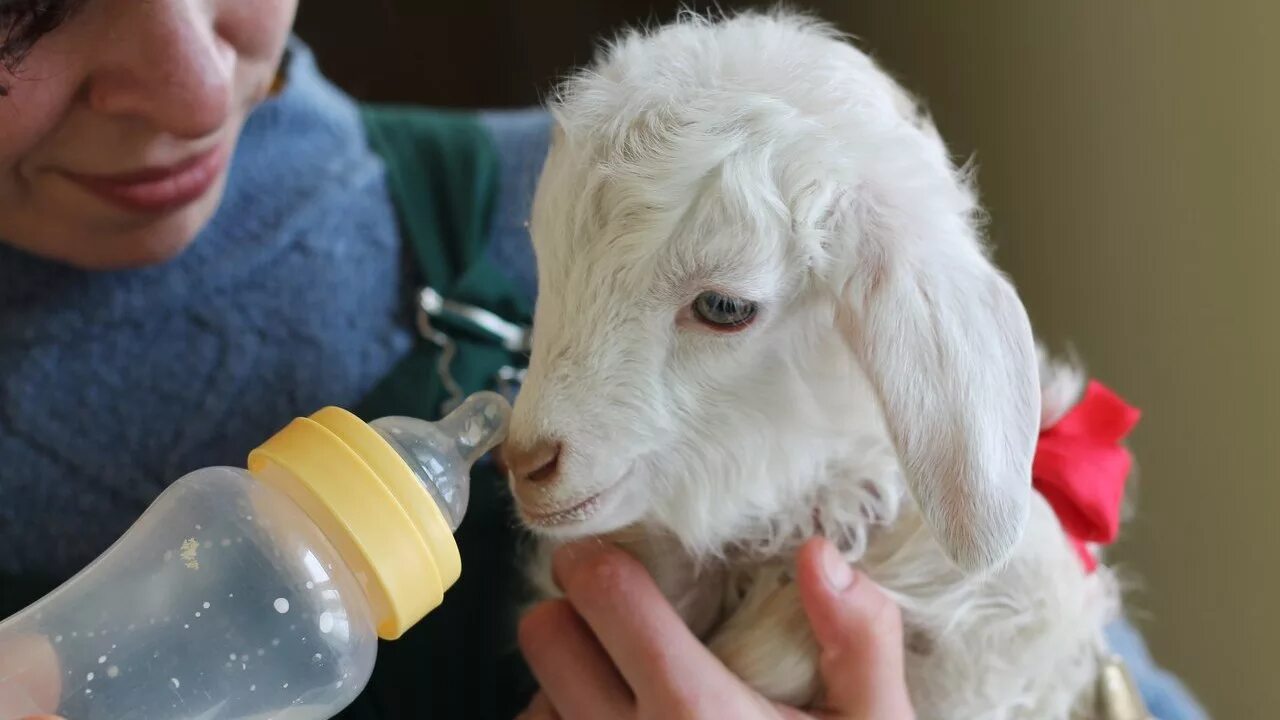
left=821, top=540, right=856, bottom=591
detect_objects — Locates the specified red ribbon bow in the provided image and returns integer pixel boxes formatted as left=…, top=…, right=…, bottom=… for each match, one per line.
left=1032, top=380, right=1141, bottom=573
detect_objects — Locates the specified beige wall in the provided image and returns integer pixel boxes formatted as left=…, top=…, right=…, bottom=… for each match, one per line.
left=815, top=2, right=1278, bottom=716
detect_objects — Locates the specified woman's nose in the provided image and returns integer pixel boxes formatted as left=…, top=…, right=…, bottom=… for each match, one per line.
left=86, top=1, right=235, bottom=139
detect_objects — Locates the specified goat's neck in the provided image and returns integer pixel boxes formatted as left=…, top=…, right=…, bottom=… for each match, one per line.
left=604, top=528, right=728, bottom=638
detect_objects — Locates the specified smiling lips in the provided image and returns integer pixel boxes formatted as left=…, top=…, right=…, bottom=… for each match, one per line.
left=63, top=143, right=229, bottom=214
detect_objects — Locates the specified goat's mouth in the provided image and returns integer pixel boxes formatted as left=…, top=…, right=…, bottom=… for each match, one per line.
left=520, top=491, right=609, bottom=528
left=516, top=469, right=635, bottom=532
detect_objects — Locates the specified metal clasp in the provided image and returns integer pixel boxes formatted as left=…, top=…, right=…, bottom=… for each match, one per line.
left=495, top=364, right=528, bottom=404
left=417, top=286, right=530, bottom=354
left=415, top=286, right=531, bottom=415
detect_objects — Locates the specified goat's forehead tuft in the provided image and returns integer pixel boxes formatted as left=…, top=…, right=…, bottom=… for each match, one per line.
left=536, top=135, right=795, bottom=278
left=536, top=8, right=929, bottom=253
left=551, top=9, right=903, bottom=147
left=531, top=9, right=958, bottom=295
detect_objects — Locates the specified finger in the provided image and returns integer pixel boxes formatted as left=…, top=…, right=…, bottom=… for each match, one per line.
left=0, top=634, right=62, bottom=717
left=550, top=540, right=730, bottom=702
left=795, top=537, right=914, bottom=719
left=518, top=598, right=634, bottom=719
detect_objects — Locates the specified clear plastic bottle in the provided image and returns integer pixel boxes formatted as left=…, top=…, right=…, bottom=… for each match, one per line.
left=0, top=391, right=510, bottom=720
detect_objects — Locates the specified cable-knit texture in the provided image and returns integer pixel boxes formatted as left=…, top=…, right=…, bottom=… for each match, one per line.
left=0, top=42, right=414, bottom=576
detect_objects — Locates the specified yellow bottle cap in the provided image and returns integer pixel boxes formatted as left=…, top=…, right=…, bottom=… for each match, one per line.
left=245, top=396, right=508, bottom=640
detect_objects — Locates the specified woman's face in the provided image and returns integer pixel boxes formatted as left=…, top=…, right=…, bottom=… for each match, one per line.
left=0, top=0, right=298, bottom=269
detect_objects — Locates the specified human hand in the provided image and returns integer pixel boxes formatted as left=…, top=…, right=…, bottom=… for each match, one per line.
left=0, top=632, right=64, bottom=720
left=516, top=536, right=915, bottom=719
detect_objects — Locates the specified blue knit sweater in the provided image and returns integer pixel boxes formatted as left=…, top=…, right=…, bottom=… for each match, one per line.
left=0, top=43, right=419, bottom=578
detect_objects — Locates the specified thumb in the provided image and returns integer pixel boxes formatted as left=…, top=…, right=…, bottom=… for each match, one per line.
left=795, top=537, right=915, bottom=719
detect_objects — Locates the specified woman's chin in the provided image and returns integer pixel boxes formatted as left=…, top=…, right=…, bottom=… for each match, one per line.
left=95, top=179, right=228, bottom=269
left=11, top=170, right=227, bottom=271
left=70, top=233, right=198, bottom=270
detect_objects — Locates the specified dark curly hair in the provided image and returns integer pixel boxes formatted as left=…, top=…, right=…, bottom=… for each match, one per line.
left=0, top=0, right=87, bottom=96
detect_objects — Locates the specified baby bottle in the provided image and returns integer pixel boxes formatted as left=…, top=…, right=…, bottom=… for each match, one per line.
left=0, top=391, right=510, bottom=720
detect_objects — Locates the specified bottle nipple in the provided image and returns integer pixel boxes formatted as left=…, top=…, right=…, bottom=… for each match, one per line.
left=368, top=391, right=511, bottom=531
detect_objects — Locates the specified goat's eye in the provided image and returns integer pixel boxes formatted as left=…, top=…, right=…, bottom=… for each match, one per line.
left=692, top=291, right=758, bottom=330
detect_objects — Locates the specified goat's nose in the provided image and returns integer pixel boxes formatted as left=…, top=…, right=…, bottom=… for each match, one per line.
left=502, top=440, right=562, bottom=485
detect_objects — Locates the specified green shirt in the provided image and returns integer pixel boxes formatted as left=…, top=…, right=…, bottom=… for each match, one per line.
left=341, top=105, right=540, bottom=719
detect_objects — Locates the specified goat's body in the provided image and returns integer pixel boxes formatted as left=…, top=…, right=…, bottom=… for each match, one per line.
left=527, top=353, right=1121, bottom=719
left=513, top=11, right=1131, bottom=718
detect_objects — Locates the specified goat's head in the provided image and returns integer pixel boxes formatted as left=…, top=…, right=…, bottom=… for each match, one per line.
left=504, top=11, right=1040, bottom=573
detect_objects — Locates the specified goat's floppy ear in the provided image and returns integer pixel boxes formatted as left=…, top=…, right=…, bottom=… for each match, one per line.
left=833, top=188, right=1041, bottom=574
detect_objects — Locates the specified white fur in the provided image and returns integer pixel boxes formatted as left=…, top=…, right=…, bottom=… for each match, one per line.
left=508, top=10, right=1124, bottom=719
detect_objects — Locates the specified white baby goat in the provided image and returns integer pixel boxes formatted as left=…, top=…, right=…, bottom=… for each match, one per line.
left=504, top=11, right=1127, bottom=719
